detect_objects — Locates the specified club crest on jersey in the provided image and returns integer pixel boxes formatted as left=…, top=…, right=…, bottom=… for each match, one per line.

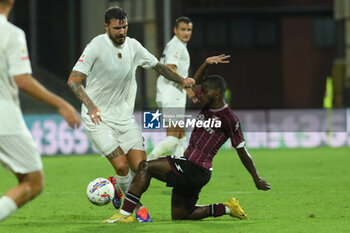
left=118, top=53, right=122, bottom=59
left=78, top=53, right=86, bottom=62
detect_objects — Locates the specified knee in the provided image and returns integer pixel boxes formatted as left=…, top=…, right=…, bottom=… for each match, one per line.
left=171, top=214, right=182, bottom=220
left=171, top=206, right=190, bottom=220
left=25, top=172, right=44, bottom=198
left=32, top=180, right=44, bottom=197
left=138, top=160, right=150, bottom=173
left=114, top=161, right=129, bottom=176
left=171, top=211, right=187, bottom=220
left=32, top=174, right=44, bottom=197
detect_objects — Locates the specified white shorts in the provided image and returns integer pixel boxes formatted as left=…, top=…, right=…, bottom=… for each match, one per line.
left=83, top=117, right=145, bottom=156
left=157, top=101, right=186, bottom=122
left=0, top=130, right=43, bottom=174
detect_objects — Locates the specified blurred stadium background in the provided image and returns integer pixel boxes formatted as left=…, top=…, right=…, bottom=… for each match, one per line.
left=7, top=0, right=350, bottom=155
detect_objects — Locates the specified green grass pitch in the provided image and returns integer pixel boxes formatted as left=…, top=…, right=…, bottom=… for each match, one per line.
left=0, top=147, right=349, bottom=233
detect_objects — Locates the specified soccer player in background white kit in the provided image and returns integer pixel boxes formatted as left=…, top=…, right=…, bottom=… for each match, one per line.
left=148, top=17, right=194, bottom=160
left=67, top=6, right=194, bottom=222
left=149, top=17, right=231, bottom=159
left=0, top=0, right=81, bottom=223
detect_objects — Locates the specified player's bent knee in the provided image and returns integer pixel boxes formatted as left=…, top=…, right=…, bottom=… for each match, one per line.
left=110, top=159, right=129, bottom=175
left=31, top=182, right=44, bottom=197
left=31, top=174, right=44, bottom=197
left=138, top=160, right=154, bottom=176
left=171, top=207, right=189, bottom=220
left=138, top=160, right=149, bottom=172
left=21, top=171, right=44, bottom=198
left=171, top=212, right=187, bottom=220
left=115, top=164, right=129, bottom=176
left=171, top=215, right=182, bottom=220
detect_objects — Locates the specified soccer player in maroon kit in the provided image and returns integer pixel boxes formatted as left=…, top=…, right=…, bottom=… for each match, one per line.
left=103, top=72, right=270, bottom=222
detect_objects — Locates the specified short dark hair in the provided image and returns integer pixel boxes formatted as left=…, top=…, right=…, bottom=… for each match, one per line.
left=202, top=75, right=227, bottom=94
left=105, top=6, right=127, bottom=24
left=174, top=16, right=192, bottom=28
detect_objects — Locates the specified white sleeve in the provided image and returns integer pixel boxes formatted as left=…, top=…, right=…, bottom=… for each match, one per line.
left=6, top=29, right=32, bottom=76
left=72, top=43, right=98, bottom=75
left=134, top=40, right=158, bottom=68
left=125, top=78, right=137, bottom=112
left=163, top=43, right=181, bottom=67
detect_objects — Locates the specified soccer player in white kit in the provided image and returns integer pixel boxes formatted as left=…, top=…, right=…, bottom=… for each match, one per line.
left=0, top=0, right=81, bottom=222
left=148, top=17, right=194, bottom=160
left=67, top=6, right=194, bottom=222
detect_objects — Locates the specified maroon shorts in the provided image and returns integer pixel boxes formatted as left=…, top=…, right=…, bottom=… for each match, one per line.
left=166, top=155, right=211, bottom=206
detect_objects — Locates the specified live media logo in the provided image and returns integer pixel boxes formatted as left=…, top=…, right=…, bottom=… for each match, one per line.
left=143, top=110, right=162, bottom=129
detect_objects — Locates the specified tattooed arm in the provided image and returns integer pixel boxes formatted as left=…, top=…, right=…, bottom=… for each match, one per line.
left=67, top=70, right=101, bottom=124
left=152, top=62, right=195, bottom=87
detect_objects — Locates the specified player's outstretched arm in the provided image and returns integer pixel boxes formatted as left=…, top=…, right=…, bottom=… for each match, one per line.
left=153, top=62, right=195, bottom=87
left=67, top=70, right=101, bottom=125
left=14, top=74, right=81, bottom=129
left=193, top=54, right=231, bottom=84
left=236, top=147, right=270, bottom=191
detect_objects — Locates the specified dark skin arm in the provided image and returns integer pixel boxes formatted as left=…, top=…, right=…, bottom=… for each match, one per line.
left=193, top=54, right=231, bottom=84
left=188, top=54, right=231, bottom=99
left=236, top=147, right=270, bottom=190
left=157, top=55, right=230, bottom=103
left=67, top=70, right=102, bottom=125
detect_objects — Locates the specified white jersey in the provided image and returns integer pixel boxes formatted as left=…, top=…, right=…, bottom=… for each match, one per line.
left=0, top=14, right=32, bottom=135
left=73, top=34, right=158, bottom=122
left=156, top=36, right=190, bottom=105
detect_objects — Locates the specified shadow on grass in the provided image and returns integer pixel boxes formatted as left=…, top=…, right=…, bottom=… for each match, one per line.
left=70, top=218, right=254, bottom=233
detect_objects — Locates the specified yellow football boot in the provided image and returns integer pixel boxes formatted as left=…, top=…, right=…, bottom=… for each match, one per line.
left=224, top=198, right=248, bottom=220
left=102, top=212, right=134, bottom=223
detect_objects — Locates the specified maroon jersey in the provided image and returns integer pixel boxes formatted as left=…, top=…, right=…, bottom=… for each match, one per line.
left=184, top=105, right=245, bottom=170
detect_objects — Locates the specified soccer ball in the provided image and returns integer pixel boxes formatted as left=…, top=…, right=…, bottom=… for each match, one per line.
left=86, top=178, right=115, bottom=206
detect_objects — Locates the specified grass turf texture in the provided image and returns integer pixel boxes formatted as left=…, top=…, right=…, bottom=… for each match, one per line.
left=0, top=147, right=349, bottom=233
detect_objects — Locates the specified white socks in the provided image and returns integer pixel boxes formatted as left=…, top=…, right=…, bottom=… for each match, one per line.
left=115, top=171, right=133, bottom=196
left=225, top=206, right=231, bottom=214
left=148, top=136, right=179, bottom=160
left=173, top=136, right=186, bottom=157
left=0, top=196, right=18, bottom=222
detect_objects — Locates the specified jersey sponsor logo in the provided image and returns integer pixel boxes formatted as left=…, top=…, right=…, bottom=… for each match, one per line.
left=21, top=56, right=29, bottom=60
left=143, top=110, right=162, bottom=129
